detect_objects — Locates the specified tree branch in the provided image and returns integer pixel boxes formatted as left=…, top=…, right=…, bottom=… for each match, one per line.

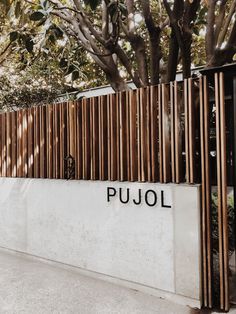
left=205, top=0, right=216, bottom=61
left=140, top=0, right=161, bottom=84
left=218, top=0, right=236, bottom=47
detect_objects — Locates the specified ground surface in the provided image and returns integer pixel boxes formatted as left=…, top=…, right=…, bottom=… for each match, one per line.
left=0, top=248, right=235, bottom=314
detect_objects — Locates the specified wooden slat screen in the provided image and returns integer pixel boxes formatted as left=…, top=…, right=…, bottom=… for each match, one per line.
left=0, top=77, right=231, bottom=310
left=0, top=81, right=212, bottom=186
left=0, top=83, right=194, bottom=182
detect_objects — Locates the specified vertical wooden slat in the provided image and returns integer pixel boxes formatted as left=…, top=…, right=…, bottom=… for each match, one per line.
left=98, top=96, right=108, bottom=180
left=53, top=104, right=60, bottom=179
left=73, top=102, right=79, bottom=180
left=158, top=84, right=163, bottom=182
left=200, top=76, right=213, bottom=308
left=82, top=98, right=91, bottom=179
left=110, top=94, right=117, bottom=181
left=126, top=91, right=131, bottom=181
left=174, top=81, right=182, bottom=183
left=17, top=110, right=23, bottom=177
left=119, top=92, right=128, bottom=181
left=98, top=96, right=103, bottom=180
left=150, top=85, right=158, bottom=182
left=46, top=105, right=53, bottom=179
left=39, top=106, right=46, bottom=178
left=170, top=82, right=176, bottom=182
left=219, top=72, right=229, bottom=312
left=69, top=102, right=76, bottom=162
left=140, top=88, right=147, bottom=182
left=184, top=79, right=190, bottom=183
left=188, top=78, right=195, bottom=183
left=22, top=109, right=28, bottom=177
left=2, top=113, right=7, bottom=177
left=204, top=76, right=213, bottom=309
left=129, top=90, right=138, bottom=181
left=68, top=101, right=76, bottom=179
left=137, top=89, right=142, bottom=181
left=6, top=112, right=12, bottom=177
left=200, top=76, right=208, bottom=307
left=107, top=96, right=111, bottom=180
left=52, top=104, right=56, bottom=178
left=93, top=97, right=99, bottom=180
left=0, top=115, right=2, bottom=177
left=116, top=93, right=120, bottom=181
left=162, top=84, right=171, bottom=183
left=59, top=103, right=64, bottom=179
left=33, top=107, right=40, bottom=178
left=215, top=72, right=229, bottom=311
left=11, top=111, right=17, bottom=177
left=89, top=99, right=93, bottom=180
left=27, top=108, right=34, bottom=178
left=146, top=87, right=151, bottom=182
left=76, top=101, right=83, bottom=179
left=215, top=72, right=224, bottom=308
left=117, top=92, right=124, bottom=181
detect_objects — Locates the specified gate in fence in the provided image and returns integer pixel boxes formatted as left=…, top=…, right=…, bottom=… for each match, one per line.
left=0, top=64, right=236, bottom=311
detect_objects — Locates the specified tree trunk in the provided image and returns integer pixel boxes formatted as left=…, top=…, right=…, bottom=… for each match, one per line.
left=182, top=32, right=192, bottom=79
left=130, top=35, right=149, bottom=86
left=167, top=31, right=179, bottom=82
left=106, top=69, right=129, bottom=91
left=149, top=30, right=161, bottom=85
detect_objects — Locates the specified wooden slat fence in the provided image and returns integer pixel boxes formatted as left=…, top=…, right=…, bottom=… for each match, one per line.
left=0, top=84, right=186, bottom=182
left=0, top=75, right=231, bottom=311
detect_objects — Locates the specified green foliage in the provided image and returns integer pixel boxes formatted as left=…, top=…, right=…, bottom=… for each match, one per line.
left=0, top=0, right=234, bottom=95
left=30, top=11, right=45, bottom=21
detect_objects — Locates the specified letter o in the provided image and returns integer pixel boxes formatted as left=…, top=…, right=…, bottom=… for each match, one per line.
left=145, top=190, right=157, bottom=207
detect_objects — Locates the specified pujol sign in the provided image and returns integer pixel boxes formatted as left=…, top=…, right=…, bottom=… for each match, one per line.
left=107, top=186, right=172, bottom=208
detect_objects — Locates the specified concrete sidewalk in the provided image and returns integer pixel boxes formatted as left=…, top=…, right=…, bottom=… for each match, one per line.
left=0, top=248, right=235, bottom=314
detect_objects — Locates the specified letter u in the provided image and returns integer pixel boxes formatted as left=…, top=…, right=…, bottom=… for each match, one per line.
left=119, top=188, right=130, bottom=204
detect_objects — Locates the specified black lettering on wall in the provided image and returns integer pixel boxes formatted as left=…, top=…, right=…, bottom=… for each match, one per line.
left=119, top=188, right=130, bottom=204
left=133, top=189, right=142, bottom=205
left=145, top=190, right=157, bottom=207
left=161, top=190, right=171, bottom=208
left=107, top=187, right=117, bottom=202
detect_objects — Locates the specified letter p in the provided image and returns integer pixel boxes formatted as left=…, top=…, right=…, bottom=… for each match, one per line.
left=107, top=187, right=116, bottom=202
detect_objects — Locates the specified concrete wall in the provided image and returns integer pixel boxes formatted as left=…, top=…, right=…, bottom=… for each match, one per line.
left=0, top=178, right=201, bottom=307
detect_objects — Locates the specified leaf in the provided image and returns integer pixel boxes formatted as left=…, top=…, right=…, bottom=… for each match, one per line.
left=72, top=70, right=80, bottom=81
left=30, top=11, right=45, bottom=21
left=9, top=31, right=19, bottom=42
left=66, top=65, right=75, bottom=75
left=119, top=3, right=127, bottom=16
left=15, top=1, right=21, bottom=18
left=59, top=58, right=68, bottom=68
left=25, top=37, right=34, bottom=53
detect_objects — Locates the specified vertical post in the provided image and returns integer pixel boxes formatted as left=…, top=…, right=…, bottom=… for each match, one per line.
left=233, top=77, right=236, bottom=260
left=200, top=76, right=213, bottom=308
left=215, top=72, right=229, bottom=311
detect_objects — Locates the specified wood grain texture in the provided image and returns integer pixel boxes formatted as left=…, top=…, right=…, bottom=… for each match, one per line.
left=11, top=111, right=17, bottom=177
left=6, top=112, right=12, bottom=177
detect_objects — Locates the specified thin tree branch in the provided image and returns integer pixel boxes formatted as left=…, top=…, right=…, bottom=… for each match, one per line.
left=214, top=0, right=227, bottom=45
left=206, top=0, right=216, bottom=60
left=218, top=0, right=236, bottom=47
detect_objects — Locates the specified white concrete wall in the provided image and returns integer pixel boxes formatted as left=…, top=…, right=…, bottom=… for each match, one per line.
left=0, top=178, right=201, bottom=307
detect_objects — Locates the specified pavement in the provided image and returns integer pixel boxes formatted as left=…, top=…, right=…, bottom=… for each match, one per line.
left=0, top=248, right=235, bottom=314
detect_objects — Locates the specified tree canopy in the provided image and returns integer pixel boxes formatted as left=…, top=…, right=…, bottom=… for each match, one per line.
left=0, top=0, right=236, bottom=92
